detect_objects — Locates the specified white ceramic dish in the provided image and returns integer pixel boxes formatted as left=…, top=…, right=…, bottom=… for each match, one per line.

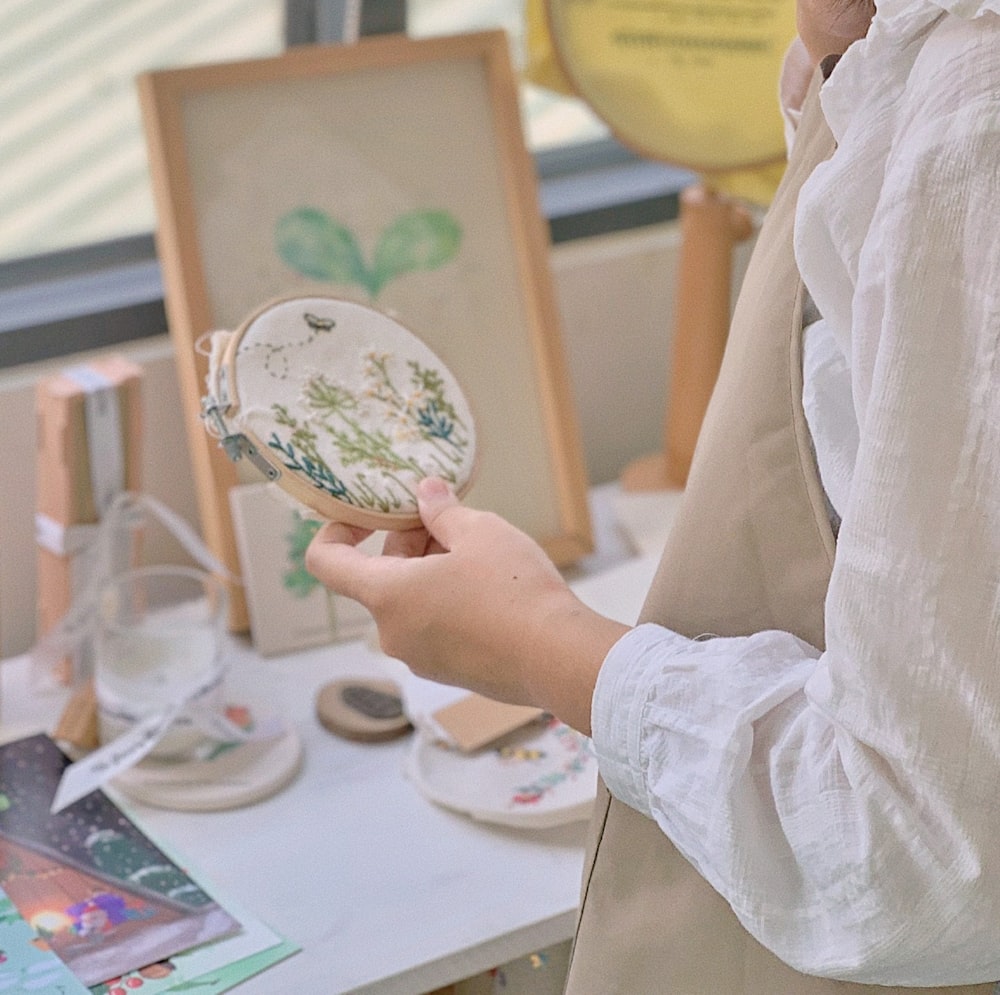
left=112, top=721, right=302, bottom=812
left=405, top=717, right=597, bottom=829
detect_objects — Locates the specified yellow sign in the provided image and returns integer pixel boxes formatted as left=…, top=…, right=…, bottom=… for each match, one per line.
left=541, top=0, right=797, bottom=180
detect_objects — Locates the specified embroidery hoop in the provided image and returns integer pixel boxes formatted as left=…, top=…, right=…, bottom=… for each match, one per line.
left=202, top=295, right=478, bottom=530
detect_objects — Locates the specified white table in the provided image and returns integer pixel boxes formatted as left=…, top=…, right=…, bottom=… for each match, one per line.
left=0, top=489, right=663, bottom=994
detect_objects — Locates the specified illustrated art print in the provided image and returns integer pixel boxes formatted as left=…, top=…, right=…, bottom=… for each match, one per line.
left=0, top=735, right=238, bottom=986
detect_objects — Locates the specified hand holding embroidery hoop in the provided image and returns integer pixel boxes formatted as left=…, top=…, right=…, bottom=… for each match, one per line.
left=202, top=296, right=478, bottom=529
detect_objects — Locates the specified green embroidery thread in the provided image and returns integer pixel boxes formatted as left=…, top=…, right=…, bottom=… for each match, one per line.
left=264, top=328, right=470, bottom=513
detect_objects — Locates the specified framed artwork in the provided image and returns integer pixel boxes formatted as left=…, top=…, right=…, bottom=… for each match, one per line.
left=138, top=30, right=593, bottom=629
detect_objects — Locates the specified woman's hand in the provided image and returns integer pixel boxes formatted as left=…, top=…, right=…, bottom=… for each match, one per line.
left=305, top=477, right=629, bottom=735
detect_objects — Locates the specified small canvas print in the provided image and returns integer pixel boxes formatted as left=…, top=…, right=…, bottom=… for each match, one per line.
left=230, top=482, right=375, bottom=656
left=0, top=734, right=239, bottom=987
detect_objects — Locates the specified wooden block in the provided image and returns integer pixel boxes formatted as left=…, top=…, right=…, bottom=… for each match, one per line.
left=53, top=680, right=100, bottom=752
left=35, top=356, right=143, bottom=683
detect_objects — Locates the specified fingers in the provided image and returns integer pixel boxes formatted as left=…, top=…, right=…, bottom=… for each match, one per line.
left=416, top=477, right=465, bottom=549
left=304, top=478, right=465, bottom=605
left=305, top=522, right=380, bottom=603
left=312, top=520, right=373, bottom=548
left=382, top=527, right=433, bottom=558
left=379, top=480, right=462, bottom=559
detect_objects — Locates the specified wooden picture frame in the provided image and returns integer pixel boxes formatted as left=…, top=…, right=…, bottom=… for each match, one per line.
left=138, top=30, right=592, bottom=629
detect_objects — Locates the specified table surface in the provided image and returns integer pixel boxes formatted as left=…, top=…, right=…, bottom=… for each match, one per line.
left=0, top=488, right=664, bottom=994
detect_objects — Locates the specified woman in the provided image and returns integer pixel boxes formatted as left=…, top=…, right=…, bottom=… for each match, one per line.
left=306, top=0, right=1000, bottom=988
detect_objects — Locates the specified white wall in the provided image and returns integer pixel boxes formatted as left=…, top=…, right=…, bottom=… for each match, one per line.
left=0, top=221, right=690, bottom=657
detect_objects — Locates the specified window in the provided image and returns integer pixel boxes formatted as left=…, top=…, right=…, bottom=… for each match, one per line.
left=1, top=0, right=287, bottom=263
left=0, top=0, right=289, bottom=367
left=0, top=0, right=686, bottom=369
left=407, top=0, right=607, bottom=152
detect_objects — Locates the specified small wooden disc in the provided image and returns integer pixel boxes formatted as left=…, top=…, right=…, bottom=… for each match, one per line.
left=315, top=678, right=412, bottom=743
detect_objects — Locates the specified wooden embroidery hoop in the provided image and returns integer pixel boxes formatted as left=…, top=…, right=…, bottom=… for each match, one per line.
left=202, top=295, right=478, bottom=530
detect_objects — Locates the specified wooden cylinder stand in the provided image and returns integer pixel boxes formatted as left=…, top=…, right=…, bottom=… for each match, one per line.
left=620, top=182, right=754, bottom=491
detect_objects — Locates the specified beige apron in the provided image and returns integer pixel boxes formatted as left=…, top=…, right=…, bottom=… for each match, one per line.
left=563, top=71, right=993, bottom=995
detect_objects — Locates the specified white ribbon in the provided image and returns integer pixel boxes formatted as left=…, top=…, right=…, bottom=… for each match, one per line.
left=32, top=492, right=279, bottom=813
left=34, top=515, right=100, bottom=557
left=51, top=684, right=283, bottom=814
left=65, top=364, right=126, bottom=517
left=32, top=491, right=236, bottom=681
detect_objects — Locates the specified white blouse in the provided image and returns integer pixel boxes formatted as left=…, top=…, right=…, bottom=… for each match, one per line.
left=591, top=0, right=1000, bottom=985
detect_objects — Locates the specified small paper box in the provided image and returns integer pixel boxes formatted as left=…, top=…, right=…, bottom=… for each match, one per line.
left=35, top=356, right=143, bottom=684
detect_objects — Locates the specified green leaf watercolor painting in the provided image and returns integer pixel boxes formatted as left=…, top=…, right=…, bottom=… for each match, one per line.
left=275, top=207, right=462, bottom=299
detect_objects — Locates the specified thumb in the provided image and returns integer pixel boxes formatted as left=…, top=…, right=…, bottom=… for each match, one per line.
left=416, top=476, right=462, bottom=548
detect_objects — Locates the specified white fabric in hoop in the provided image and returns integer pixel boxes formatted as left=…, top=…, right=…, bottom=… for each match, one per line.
left=206, top=297, right=477, bottom=526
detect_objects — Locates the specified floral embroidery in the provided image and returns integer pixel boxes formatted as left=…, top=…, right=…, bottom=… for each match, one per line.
left=256, top=312, right=472, bottom=513
left=506, top=720, right=594, bottom=808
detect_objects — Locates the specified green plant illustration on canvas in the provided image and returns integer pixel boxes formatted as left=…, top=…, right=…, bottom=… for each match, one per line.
left=267, top=341, right=471, bottom=514
left=281, top=511, right=341, bottom=639
left=275, top=206, right=462, bottom=298
left=283, top=512, right=323, bottom=598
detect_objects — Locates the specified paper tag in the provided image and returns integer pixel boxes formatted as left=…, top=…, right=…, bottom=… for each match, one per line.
left=51, top=704, right=185, bottom=813
left=431, top=694, right=544, bottom=753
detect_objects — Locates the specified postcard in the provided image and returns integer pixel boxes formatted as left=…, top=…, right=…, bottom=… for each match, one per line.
left=0, top=734, right=239, bottom=987
left=230, top=483, right=375, bottom=656
left=0, top=884, right=91, bottom=993
left=89, top=939, right=299, bottom=995
left=87, top=843, right=299, bottom=995
left=2, top=882, right=297, bottom=995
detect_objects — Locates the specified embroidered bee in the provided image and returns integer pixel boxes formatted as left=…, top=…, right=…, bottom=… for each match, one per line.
left=304, top=313, right=336, bottom=334
left=241, top=311, right=336, bottom=380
